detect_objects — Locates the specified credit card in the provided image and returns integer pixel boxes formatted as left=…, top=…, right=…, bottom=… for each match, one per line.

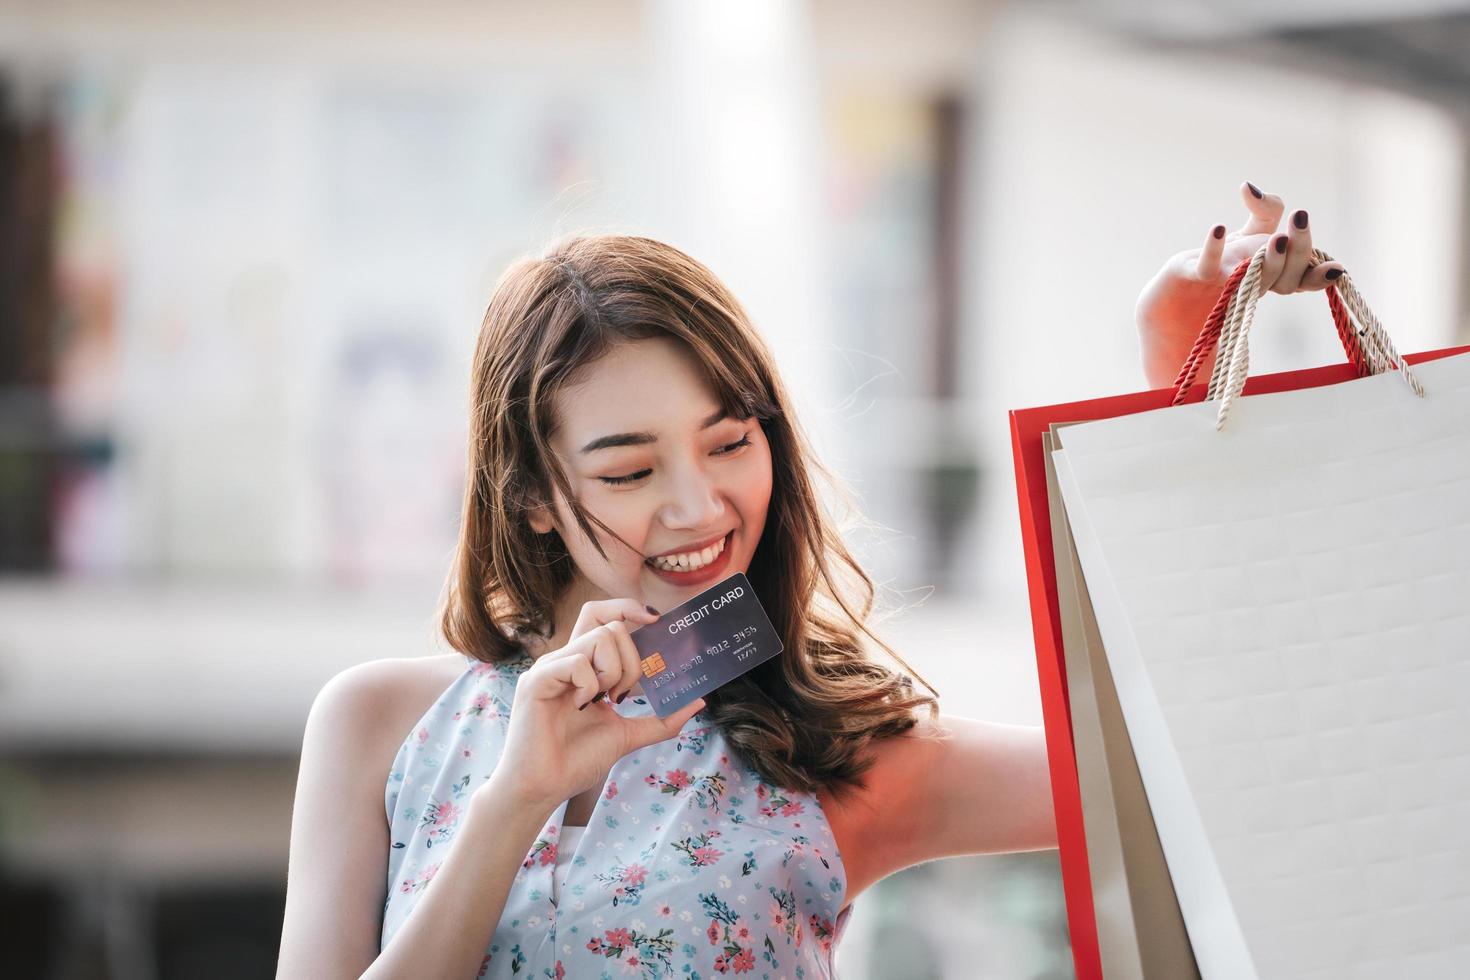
left=631, top=572, right=783, bottom=718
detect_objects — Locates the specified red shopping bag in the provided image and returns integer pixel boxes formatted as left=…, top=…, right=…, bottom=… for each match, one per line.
left=1009, top=251, right=1470, bottom=980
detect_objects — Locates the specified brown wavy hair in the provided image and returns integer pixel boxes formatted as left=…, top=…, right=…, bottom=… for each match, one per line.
left=440, top=234, right=940, bottom=798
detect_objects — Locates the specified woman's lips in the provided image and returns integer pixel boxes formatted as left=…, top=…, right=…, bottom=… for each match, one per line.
left=645, top=530, right=735, bottom=587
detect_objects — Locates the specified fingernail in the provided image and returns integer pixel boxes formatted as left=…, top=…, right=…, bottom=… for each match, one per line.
left=1212, top=225, right=1225, bottom=239
left=645, top=604, right=660, bottom=616
left=1247, top=182, right=1262, bottom=199
left=579, top=700, right=590, bottom=711
left=1274, top=235, right=1287, bottom=254
left=616, top=691, right=627, bottom=704
left=1293, top=210, right=1308, bottom=229
left=1325, top=268, right=1343, bottom=280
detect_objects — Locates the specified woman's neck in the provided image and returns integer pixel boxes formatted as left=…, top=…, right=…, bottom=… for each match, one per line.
left=526, top=575, right=606, bottom=659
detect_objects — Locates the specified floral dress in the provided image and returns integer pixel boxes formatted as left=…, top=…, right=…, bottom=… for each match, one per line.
left=382, top=651, right=854, bottom=979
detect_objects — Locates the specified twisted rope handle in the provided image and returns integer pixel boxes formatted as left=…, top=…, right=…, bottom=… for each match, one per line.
left=1171, top=245, right=1424, bottom=428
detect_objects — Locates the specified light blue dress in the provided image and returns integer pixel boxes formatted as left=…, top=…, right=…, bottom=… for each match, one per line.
left=382, top=650, right=854, bottom=979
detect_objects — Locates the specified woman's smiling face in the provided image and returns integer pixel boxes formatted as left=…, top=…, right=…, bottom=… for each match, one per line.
left=530, top=336, right=774, bottom=613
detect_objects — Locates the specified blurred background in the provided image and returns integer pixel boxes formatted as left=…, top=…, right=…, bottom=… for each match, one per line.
left=1, top=0, right=1467, bottom=977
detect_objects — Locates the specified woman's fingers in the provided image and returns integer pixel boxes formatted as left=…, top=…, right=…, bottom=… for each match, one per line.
left=1298, top=260, right=1346, bottom=292
left=1257, top=232, right=1289, bottom=296
left=1271, top=208, right=1314, bottom=294
left=623, top=698, right=707, bottom=754
left=602, top=619, right=645, bottom=704
left=1194, top=224, right=1227, bottom=281
left=1237, top=181, right=1284, bottom=237
left=528, top=652, right=601, bottom=708
left=570, top=598, right=660, bottom=642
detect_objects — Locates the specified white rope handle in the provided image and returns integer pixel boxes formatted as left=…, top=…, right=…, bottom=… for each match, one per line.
left=1203, top=244, right=1424, bottom=429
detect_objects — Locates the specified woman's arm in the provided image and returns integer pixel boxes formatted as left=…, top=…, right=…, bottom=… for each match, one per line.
left=823, top=712, right=1056, bottom=905
left=361, top=778, right=554, bottom=980
left=900, top=714, right=1057, bottom=862
left=275, top=661, right=557, bottom=980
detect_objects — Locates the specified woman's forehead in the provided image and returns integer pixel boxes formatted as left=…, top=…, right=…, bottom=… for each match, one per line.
left=554, top=337, right=724, bottom=441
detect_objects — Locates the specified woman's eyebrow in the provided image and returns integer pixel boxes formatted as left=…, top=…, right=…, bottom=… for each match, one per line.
left=579, top=408, right=729, bottom=454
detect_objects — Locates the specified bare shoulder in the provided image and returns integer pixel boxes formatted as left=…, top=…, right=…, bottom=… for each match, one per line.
left=277, top=652, right=472, bottom=977
left=326, top=652, right=473, bottom=753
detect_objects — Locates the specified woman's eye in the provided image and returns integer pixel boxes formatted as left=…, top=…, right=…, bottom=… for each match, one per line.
left=598, top=468, right=652, bottom=486
left=596, top=435, right=749, bottom=486
left=715, top=434, right=752, bottom=455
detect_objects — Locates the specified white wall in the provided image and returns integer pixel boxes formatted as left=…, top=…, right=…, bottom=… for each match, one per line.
left=962, top=6, right=1467, bottom=602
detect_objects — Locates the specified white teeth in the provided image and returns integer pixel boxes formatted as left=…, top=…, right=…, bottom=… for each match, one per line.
left=650, top=534, right=727, bottom=572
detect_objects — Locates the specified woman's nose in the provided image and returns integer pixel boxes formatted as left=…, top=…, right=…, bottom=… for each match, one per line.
left=662, top=463, right=726, bottom=530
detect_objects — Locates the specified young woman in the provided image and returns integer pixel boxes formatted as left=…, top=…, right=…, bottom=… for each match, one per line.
left=278, top=183, right=1342, bottom=979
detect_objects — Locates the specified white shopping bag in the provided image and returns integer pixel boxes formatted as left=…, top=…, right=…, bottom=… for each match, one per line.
left=1052, top=349, right=1470, bottom=980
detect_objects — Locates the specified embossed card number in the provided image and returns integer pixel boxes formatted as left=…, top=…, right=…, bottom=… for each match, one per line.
left=630, top=573, right=784, bottom=718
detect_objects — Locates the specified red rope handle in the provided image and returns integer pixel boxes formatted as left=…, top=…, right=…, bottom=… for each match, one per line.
left=1171, top=256, right=1371, bottom=404
left=1171, top=257, right=1251, bottom=404
left=1326, top=284, right=1372, bottom=378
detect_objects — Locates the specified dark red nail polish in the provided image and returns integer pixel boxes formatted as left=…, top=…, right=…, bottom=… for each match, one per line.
left=1247, top=182, right=1263, bottom=199
left=579, top=700, right=590, bottom=711
left=1212, top=225, right=1225, bottom=239
left=1275, top=236, right=1287, bottom=254
left=1325, top=268, right=1343, bottom=280
left=1293, top=210, right=1308, bottom=229
left=616, top=691, right=627, bottom=704
left=645, top=604, right=660, bottom=616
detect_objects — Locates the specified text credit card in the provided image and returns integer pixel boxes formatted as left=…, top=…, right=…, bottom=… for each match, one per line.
left=631, top=572, right=783, bottom=717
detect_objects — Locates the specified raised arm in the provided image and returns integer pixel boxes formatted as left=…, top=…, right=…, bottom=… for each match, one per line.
left=825, top=711, right=1057, bottom=906
left=909, top=713, right=1058, bottom=859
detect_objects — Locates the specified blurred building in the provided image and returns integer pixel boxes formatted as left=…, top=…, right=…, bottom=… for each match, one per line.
left=1, top=1, right=1467, bottom=978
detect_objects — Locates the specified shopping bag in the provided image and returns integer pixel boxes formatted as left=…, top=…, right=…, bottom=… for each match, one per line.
left=1045, top=424, right=1200, bottom=980
left=1011, top=244, right=1470, bottom=980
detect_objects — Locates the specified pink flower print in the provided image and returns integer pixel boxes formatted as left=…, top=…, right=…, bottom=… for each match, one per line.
left=472, top=692, right=492, bottom=711
left=416, top=727, right=429, bottom=745
left=605, top=927, right=633, bottom=951
left=769, top=902, right=787, bottom=931
left=780, top=800, right=804, bottom=817
left=732, top=919, right=754, bottom=943
left=692, top=846, right=724, bottom=866
left=399, top=860, right=443, bottom=894
left=554, top=960, right=565, bottom=979
left=433, top=799, right=461, bottom=826
left=621, top=953, right=642, bottom=974
left=622, top=863, right=648, bottom=886
left=605, top=780, right=618, bottom=800
left=707, top=919, right=721, bottom=945
left=732, top=948, right=756, bottom=973
left=586, top=938, right=604, bottom=954
left=644, top=773, right=658, bottom=786
left=538, top=842, right=558, bottom=866
left=666, top=769, right=692, bottom=789
left=755, top=784, right=768, bottom=800
left=809, top=914, right=835, bottom=953
left=656, top=902, right=673, bottom=918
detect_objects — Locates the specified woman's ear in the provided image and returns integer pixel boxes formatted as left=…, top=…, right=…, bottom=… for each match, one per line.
left=527, top=504, right=555, bottom=535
